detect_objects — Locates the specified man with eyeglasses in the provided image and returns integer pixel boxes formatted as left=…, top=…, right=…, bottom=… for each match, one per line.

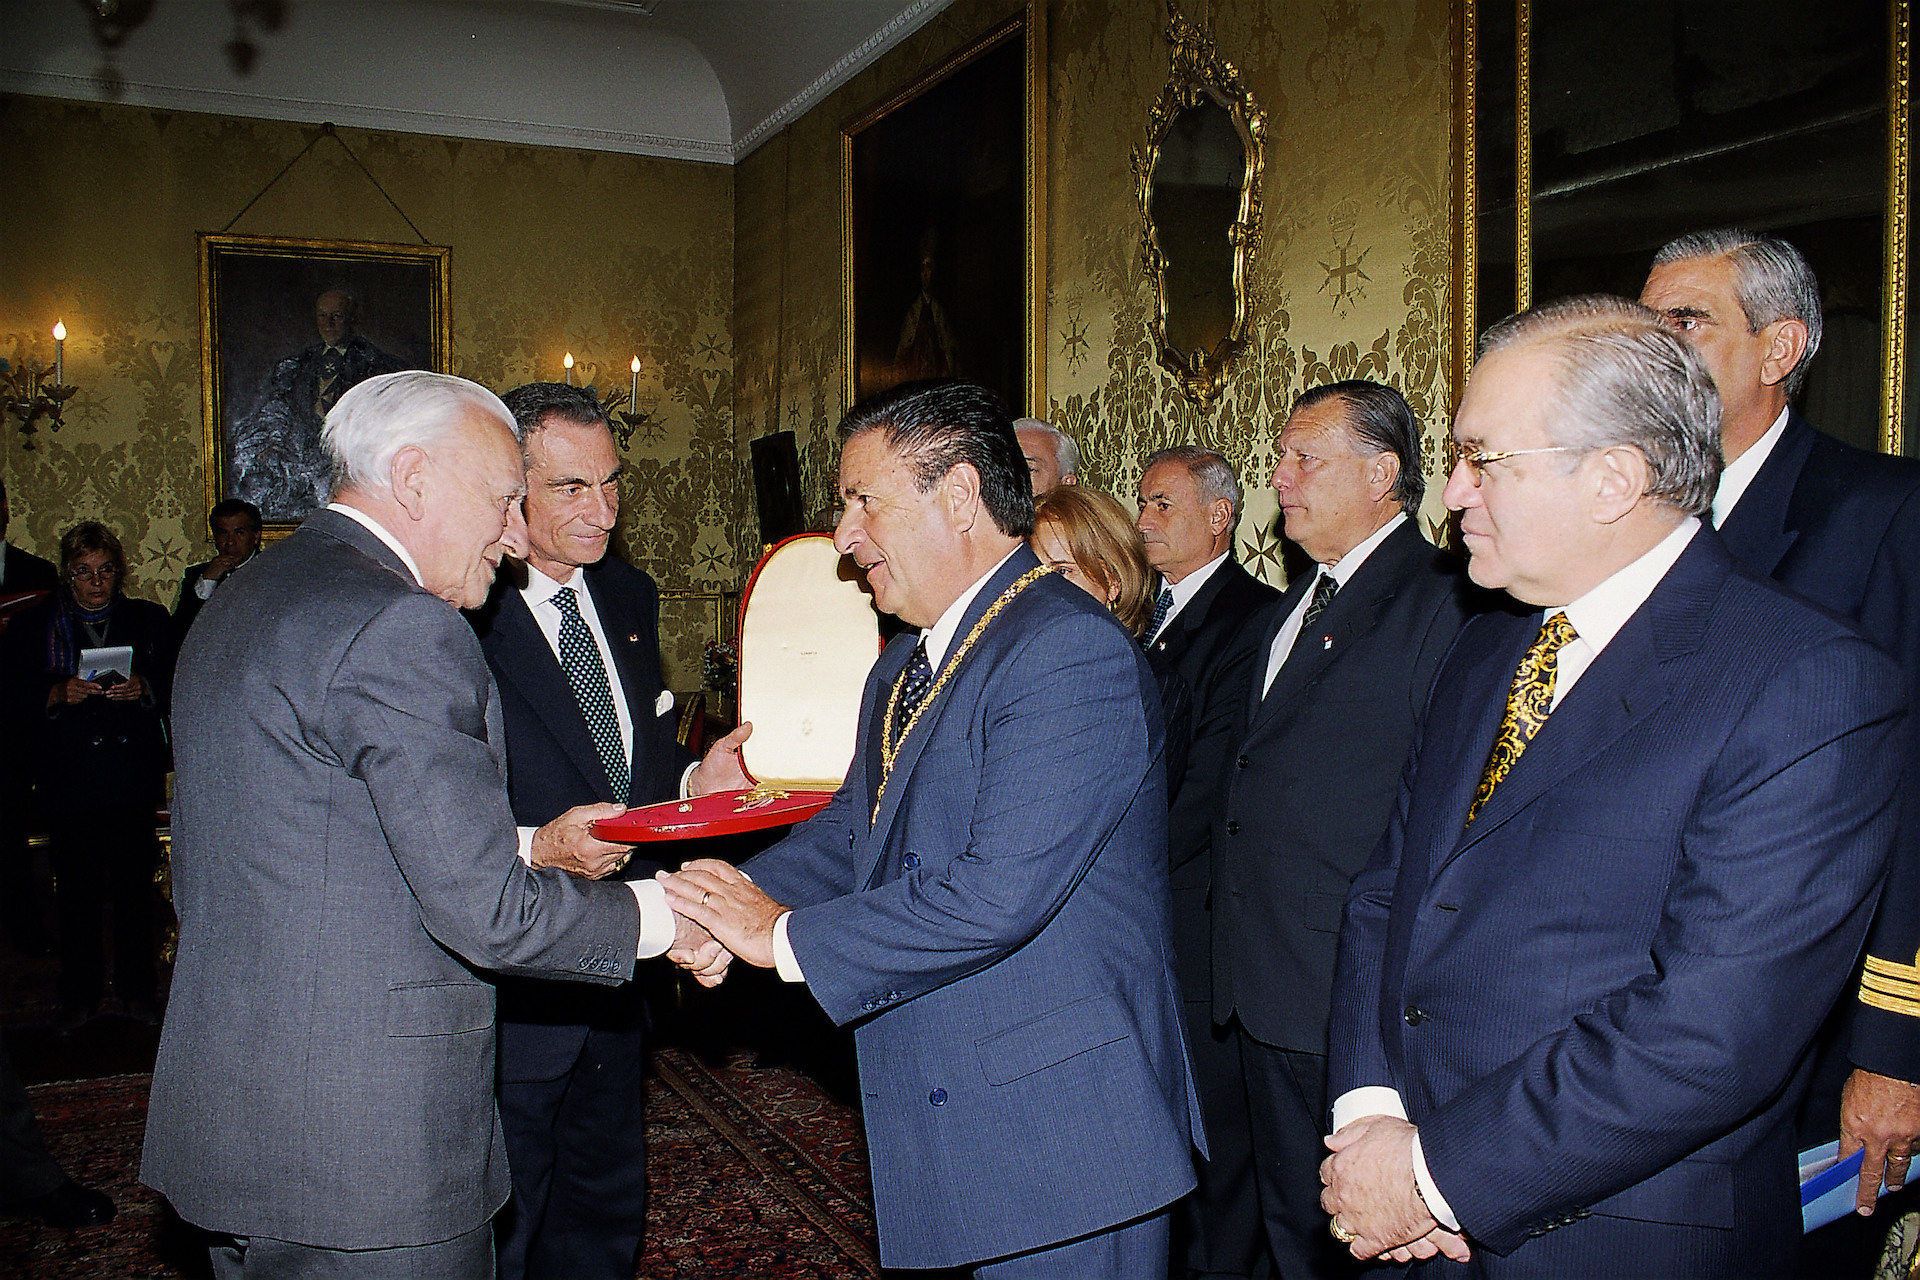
left=1642, top=233, right=1920, bottom=1270
left=1320, top=296, right=1903, bottom=1278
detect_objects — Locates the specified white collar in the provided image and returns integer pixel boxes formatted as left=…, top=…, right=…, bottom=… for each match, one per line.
left=1711, top=405, right=1790, bottom=527
left=326, top=502, right=423, bottom=587
left=520, top=560, right=584, bottom=607
left=920, top=547, right=1021, bottom=668
left=1559, top=517, right=1700, bottom=657
left=1321, top=511, right=1407, bottom=589
left=1162, top=549, right=1230, bottom=612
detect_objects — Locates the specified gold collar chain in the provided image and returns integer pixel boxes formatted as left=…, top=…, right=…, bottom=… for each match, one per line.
left=872, top=565, right=1052, bottom=823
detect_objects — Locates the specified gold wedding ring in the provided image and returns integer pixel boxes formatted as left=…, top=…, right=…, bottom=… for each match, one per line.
left=1330, top=1218, right=1356, bottom=1244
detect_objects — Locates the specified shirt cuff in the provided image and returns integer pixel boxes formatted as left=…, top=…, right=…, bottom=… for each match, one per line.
left=194, top=574, right=218, bottom=600
left=1330, top=1086, right=1408, bottom=1133
left=515, top=826, right=537, bottom=866
left=629, top=877, right=676, bottom=959
left=679, top=762, right=700, bottom=800
left=1410, top=1132, right=1460, bottom=1231
left=772, top=910, right=806, bottom=983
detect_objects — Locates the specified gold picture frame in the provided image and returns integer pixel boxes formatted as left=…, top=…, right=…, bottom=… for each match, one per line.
left=198, top=233, right=452, bottom=536
left=840, top=3, right=1047, bottom=418
left=1132, top=1, right=1267, bottom=413
left=1455, top=0, right=1910, bottom=454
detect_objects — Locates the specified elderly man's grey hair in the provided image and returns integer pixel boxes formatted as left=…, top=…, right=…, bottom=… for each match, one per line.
left=1143, top=444, right=1244, bottom=523
left=1479, top=294, right=1723, bottom=517
left=1014, top=418, right=1081, bottom=478
left=323, top=370, right=521, bottom=495
left=1650, top=228, right=1824, bottom=398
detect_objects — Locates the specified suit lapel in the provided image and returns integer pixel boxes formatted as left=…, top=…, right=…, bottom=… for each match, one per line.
left=1715, top=412, right=1812, bottom=575
left=1244, top=576, right=1310, bottom=727
left=490, top=587, right=616, bottom=801
left=861, top=547, right=1041, bottom=884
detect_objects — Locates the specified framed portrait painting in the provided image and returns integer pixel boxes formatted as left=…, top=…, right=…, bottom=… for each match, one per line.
left=842, top=6, right=1046, bottom=417
left=198, top=234, right=451, bottom=532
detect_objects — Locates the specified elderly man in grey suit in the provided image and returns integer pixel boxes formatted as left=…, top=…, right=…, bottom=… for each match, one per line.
left=142, top=370, right=735, bottom=1280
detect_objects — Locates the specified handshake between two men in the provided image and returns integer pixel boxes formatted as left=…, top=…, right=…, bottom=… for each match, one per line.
left=523, top=719, right=790, bottom=989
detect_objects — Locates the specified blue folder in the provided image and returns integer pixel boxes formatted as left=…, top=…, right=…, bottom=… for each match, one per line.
left=1800, top=1141, right=1890, bottom=1233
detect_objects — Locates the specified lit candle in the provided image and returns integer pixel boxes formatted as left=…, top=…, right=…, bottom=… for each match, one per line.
left=629, top=356, right=640, bottom=410
left=52, top=320, right=66, bottom=385
left=563, top=351, right=574, bottom=386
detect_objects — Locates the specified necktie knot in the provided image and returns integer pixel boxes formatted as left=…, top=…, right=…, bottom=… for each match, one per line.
left=550, top=585, right=583, bottom=618
left=1301, top=571, right=1340, bottom=627
left=1148, top=585, right=1175, bottom=640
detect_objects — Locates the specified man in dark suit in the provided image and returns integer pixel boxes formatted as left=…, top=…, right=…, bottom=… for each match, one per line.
left=1322, top=297, right=1904, bottom=1277
left=1212, top=382, right=1477, bottom=1278
left=143, top=371, right=722, bottom=1279
left=0, top=476, right=57, bottom=957
left=1137, top=444, right=1278, bottom=1278
left=1642, top=232, right=1920, bottom=1244
left=664, top=379, right=1204, bottom=1277
left=0, top=478, right=57, bottom=593
left=171, top=498, right=262, bottom=638
left=471, top=382, right=748, bottom=1280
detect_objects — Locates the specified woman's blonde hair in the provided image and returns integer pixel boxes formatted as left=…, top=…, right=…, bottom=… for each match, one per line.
left=1033, top=486, right=1155, bottom=637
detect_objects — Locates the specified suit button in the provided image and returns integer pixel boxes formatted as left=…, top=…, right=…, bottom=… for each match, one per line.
left=848, top=831, right=856, bottom=850
left=929, top=1088, right=947, bottom=1106
left=1237, top=755, right=1250, bottom=769
left=1226, top=820, right=1240, bottom=836
left=1403, top=1005, right=1426, bottom=1026
left=903, top=852, right=921, bottom=870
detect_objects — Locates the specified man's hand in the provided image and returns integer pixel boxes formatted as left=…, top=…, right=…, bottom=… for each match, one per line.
left=1320, top=1114, right=1467, bottom=1261
left=203, top=551, right=244, bottom=582
left=1380, top=1225, right=1471, bottom=1264
left=658, top=859, right=785, bottom=969
left=102, top=673, right=147, bottom=702
left=688, top=722, right=753, bottom=797
left=1840, top=1067, right=1920, bottom=1213
left=530, top=802, right=634, bottom=880
left=667, top=912, right=733, bottom=988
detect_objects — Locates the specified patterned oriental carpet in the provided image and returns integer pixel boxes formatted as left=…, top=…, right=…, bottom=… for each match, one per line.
left=0, top=1047, right=880, bottom=1280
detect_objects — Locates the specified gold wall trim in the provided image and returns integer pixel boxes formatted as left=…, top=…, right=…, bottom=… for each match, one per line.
left=838, top=9, right=1045, bottom=418
left=1883, top=0, right=1911, bottom=456
left=1512, top=0, right=1532, bottom=313
left=1451, top=0, right=1478, bottom=410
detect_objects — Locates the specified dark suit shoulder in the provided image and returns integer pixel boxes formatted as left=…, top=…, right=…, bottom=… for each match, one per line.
left=1, top=544, right=58, bottom=592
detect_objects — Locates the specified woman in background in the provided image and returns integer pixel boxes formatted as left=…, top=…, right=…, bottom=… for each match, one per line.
left=1031, top=486, right=1190, bottom=793
left=2, top=521, right=173, bottom=1032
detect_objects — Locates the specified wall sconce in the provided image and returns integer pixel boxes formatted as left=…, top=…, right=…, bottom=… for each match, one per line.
left=2, top=322, right=77, bottom=450
left=609, top=354, right=655, bottom=449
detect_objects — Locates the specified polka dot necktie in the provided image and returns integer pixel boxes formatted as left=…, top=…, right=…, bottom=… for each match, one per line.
left=1466, top=611, right=1579, bottom=826
left=891, top=640, right=934, bottom=743
left=550, top=586, right=628, bottom=805
left=1148, top=586, right=1175, bottom=640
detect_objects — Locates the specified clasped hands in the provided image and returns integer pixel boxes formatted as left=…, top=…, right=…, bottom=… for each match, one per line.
left=1319, top=1115, right=1471, bottom=1264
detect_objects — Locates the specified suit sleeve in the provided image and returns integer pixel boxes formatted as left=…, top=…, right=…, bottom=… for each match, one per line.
left=323, top=594, right=640, bottom=983
left=1849, top=485, right=1920, bottom=1079
left=1417, top=635, right=1904, bottom=1253
left=774, top=613, right=1161, bottom=1026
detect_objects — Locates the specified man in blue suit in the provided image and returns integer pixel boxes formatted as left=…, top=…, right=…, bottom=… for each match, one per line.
left=1642, top=233, right=1920, bottom=1247
left=1321, top=297, right=1905, bottom=1277
left=664, top=379, right=1204, bottom=1277
left=470, top=383, right=747, bottom=1280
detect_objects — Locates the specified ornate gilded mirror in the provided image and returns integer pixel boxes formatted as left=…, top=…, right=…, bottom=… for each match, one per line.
left=1134, top=4, right=1265, bottom=412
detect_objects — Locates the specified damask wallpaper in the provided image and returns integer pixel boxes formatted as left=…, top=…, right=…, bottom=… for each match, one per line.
left=0, top=95, right=738, bottom=687
left=734, top=0, right=1456, bottom=587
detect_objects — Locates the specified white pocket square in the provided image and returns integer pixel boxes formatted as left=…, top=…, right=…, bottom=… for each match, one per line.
left=655, top=690, right=675, bottom=717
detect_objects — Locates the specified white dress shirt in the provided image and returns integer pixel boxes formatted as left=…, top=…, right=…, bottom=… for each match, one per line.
left=519, top=563, right=636, bottom=770
left=1260, top=513, right=1407, bottom=696
left=1330, top=516, right=1702, bottom=1229
left=771, top=547, right=1022, bottom=983
left=324, top=505, right=672, bottom=958
left=1710, top=405, right=1790, bottom=528
left=1150, top=549, right=1231, bottom=644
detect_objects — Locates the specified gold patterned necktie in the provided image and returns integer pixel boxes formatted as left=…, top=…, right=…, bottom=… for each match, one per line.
left=1465, top=611, right=1579, bottom=826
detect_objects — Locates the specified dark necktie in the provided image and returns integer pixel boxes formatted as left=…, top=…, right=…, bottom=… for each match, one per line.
left=1466, top=612, right=1579, bottom=826
left=1300, top=571, right=1340, bottom=627
left=1148, top=586, right=1175, bottom=640
left=551, top=586, right=628, bottom=805
left=892, top=640, right=934, bottom=742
